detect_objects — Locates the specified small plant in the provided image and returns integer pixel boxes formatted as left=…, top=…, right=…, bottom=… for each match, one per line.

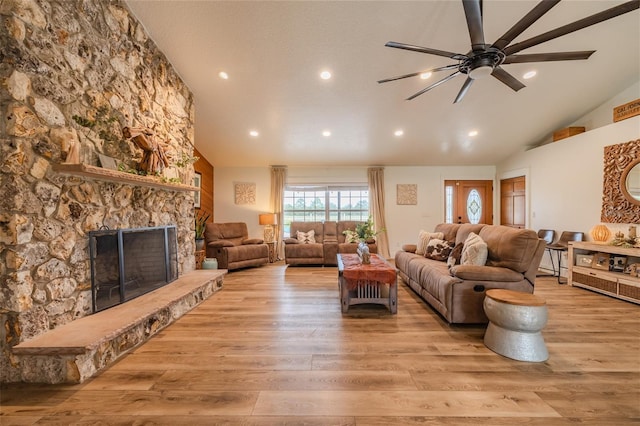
left=117, top=162, right=146, bottom=175
left=175, top=152, right=199, bottom=168
left=344, top=216, right=385, bottom=241
left=72, top=105, right=121, bottom=145
left=195, top=210, right=210, bottom=240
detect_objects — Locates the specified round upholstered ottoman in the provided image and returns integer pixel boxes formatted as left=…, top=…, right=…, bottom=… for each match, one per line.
left=483, top=289, right=548, bottom=362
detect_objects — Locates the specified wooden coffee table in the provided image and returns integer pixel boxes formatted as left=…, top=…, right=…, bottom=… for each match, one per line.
left=337, top=254, right=397, bottom=314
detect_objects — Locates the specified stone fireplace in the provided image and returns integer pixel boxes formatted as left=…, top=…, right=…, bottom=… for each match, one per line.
left=0, top=0, right=206, bottom=382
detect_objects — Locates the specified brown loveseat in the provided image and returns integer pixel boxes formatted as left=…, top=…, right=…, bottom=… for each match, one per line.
left=284, top=221, right=378, bottom=266
left=395, top=223, right=545, bottom=324
left=204, top=222, right=269, bottom=271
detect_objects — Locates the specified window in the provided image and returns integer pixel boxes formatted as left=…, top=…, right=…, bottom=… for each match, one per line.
left=283, top=185, right=369, bottom=236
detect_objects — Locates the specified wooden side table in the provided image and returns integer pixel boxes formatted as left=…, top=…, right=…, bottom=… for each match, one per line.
left=266, top=241, right=276, bottom=263
left=195, top=250, right=206, bottom=269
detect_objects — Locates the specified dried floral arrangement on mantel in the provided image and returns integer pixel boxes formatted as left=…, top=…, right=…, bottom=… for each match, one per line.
left=67, top=105, right=198, bottom=187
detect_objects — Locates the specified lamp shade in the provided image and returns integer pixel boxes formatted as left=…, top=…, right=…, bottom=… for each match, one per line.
left=590, top=224, right=611, bottom=242
left=259, top=213, right=277, bottom=226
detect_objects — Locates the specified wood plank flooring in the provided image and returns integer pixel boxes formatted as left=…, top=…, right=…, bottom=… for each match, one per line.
left=2, top=263, right=639, bottom=425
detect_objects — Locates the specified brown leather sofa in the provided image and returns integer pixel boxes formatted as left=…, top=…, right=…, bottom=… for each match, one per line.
left=284, top=221, right=378, bottom=266
left=395, top=223, right=545, bottom=324
left=204, top=222, right=269, bottom=271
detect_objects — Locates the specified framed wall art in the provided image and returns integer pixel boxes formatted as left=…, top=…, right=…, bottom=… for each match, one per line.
left=193, top=172, right=201, bottom=209
left=397, top=184, right=417, bottom=205
left=235, top=182, right=256, bottom=205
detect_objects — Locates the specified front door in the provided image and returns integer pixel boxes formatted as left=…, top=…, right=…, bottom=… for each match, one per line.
left=444, top=180, right=493, bottom=224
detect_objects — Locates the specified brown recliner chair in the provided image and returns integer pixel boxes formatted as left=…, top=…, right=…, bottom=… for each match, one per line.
left=204, top=222, right=269, bottom=271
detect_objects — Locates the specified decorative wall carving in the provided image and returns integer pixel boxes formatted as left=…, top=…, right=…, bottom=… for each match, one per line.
left=235, top=182, right=256, bottom=205
left=601, top=139, right=640, bottom=224
left=397, top=184, right=417, bottom=205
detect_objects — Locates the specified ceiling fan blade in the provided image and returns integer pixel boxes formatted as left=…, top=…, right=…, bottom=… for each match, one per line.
left=462, top=0, right=485, bottom=51
left=503, top=50, right=595, bottom=64
left=454, top=77, right=474, bottom=104
left=385, top=41, right=467, bottom=60
left=504, top=0, right=640, bottom=56
left=406, top=71, right=461, bottom=100
left=377, top=64, right=460, bottom=84
left=491, top=67, right=525, bottom=92
left=491, top=0, right=560, bottom=50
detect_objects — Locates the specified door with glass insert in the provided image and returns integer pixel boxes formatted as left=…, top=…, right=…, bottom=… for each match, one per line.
left=444, top=180, right=493, bottom=224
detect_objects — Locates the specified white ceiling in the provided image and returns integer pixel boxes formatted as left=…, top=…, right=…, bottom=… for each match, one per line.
left=124, top=1, right=639, bottom=168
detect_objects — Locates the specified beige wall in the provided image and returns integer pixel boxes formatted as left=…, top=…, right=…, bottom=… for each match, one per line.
left=215, top=165, right=496, bottom=257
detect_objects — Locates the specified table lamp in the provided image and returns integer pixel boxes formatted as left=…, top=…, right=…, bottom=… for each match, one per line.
left=259, top=213, right=277, bottom=243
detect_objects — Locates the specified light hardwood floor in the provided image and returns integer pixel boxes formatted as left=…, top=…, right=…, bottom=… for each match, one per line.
left=2, top=263, right=639, bottom=425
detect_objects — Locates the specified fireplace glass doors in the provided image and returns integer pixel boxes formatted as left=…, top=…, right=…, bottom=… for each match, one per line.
left=89, top=225, right=178, bottom=312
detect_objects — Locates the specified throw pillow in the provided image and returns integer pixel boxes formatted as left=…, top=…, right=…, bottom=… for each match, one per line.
left=416, top=230, right=444, bottom=256
left=296, top=230, right=316, bottom=244
left=424, top=239, right=454, bottom=261
left=460, top=232, right=488, bottom=266
left=447, top=242, right=464, bottom=268
left=344, top=230, right=359, bottom=243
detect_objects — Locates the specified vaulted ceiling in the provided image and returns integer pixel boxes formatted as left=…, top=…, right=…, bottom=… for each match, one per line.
left=125, top=1, right=639, bottom=167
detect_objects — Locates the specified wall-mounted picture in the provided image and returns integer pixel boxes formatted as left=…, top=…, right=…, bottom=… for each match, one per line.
left=397, top=184, right=417, bottom=205
left=592, top=252, right=611, bottom=270
left=235, top=182, right=256, bottom=205
left=193, top=172, right=201, bottom=209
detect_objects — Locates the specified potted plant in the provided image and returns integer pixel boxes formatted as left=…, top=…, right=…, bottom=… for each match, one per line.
left=354, top=216, right=385, bottom=241
left=195, top=210, right=210, bottom=251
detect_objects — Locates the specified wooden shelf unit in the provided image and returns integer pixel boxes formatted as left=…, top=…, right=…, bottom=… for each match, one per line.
left=568, top=241, right=640, bottom=304
left=53, top=163, right=199, bottom=192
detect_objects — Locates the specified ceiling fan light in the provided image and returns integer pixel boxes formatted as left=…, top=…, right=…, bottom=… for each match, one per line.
left=420, top=72, right=432, bottom=80
left=469, top=65, right=493, bottom=80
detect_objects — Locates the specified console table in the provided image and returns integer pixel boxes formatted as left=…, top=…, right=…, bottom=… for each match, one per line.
left=568, top=241, right=640, bottom=304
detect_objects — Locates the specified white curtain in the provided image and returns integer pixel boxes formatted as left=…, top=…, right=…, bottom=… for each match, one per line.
left=368, top=167, right=390, bottom=259
left=270, top=166, right=287, bottom=260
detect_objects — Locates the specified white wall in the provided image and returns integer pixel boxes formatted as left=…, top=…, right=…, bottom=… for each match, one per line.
left=496, top=115, right=640, bottom=238
left=215, top=164, right=495, bottom=256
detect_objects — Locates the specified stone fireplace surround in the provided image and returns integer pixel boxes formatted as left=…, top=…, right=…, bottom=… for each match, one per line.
left=0, top=0, right=220, bottom=383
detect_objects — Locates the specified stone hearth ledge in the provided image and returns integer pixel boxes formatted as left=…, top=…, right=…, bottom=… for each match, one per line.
left=12, top=270, right=226, bottom=384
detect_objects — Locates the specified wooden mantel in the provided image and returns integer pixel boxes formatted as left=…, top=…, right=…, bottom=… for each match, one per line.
left=52, top=163, right=199, bottom=192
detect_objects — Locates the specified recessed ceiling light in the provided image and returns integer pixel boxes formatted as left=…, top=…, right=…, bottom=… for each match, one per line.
left=420, top=72, right=432, bottom=79
left=249, top=130, right=259, bottom=137
left=218, top=71, right=229, bottom=80
left=394, top=130, right=404, bottom=137
left=322, top=130, right=331, bottom=137
left=320, top=70, right=332, bottom=80
left=468, top=130, right=478, bottom=137
left=523, top=70, right=537, bottom=80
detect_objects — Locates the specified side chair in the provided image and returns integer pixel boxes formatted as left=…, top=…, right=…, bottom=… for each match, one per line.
left=536, top=229, right=556, bottom=277
left=546, top=231, right=584, bottom=284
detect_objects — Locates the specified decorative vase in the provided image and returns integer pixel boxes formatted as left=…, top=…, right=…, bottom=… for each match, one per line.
left=357, top=240, right=371, bottom=264
left=195, top=238, right=205, bottom=251
left=202, top=258, right=218, bottom=270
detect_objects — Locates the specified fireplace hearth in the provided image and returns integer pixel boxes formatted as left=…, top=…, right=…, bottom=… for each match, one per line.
left=89, top=226, right=178, bottom=312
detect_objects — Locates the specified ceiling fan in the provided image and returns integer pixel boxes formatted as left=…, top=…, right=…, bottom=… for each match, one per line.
left=378, top=0, right=639, bottom=103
